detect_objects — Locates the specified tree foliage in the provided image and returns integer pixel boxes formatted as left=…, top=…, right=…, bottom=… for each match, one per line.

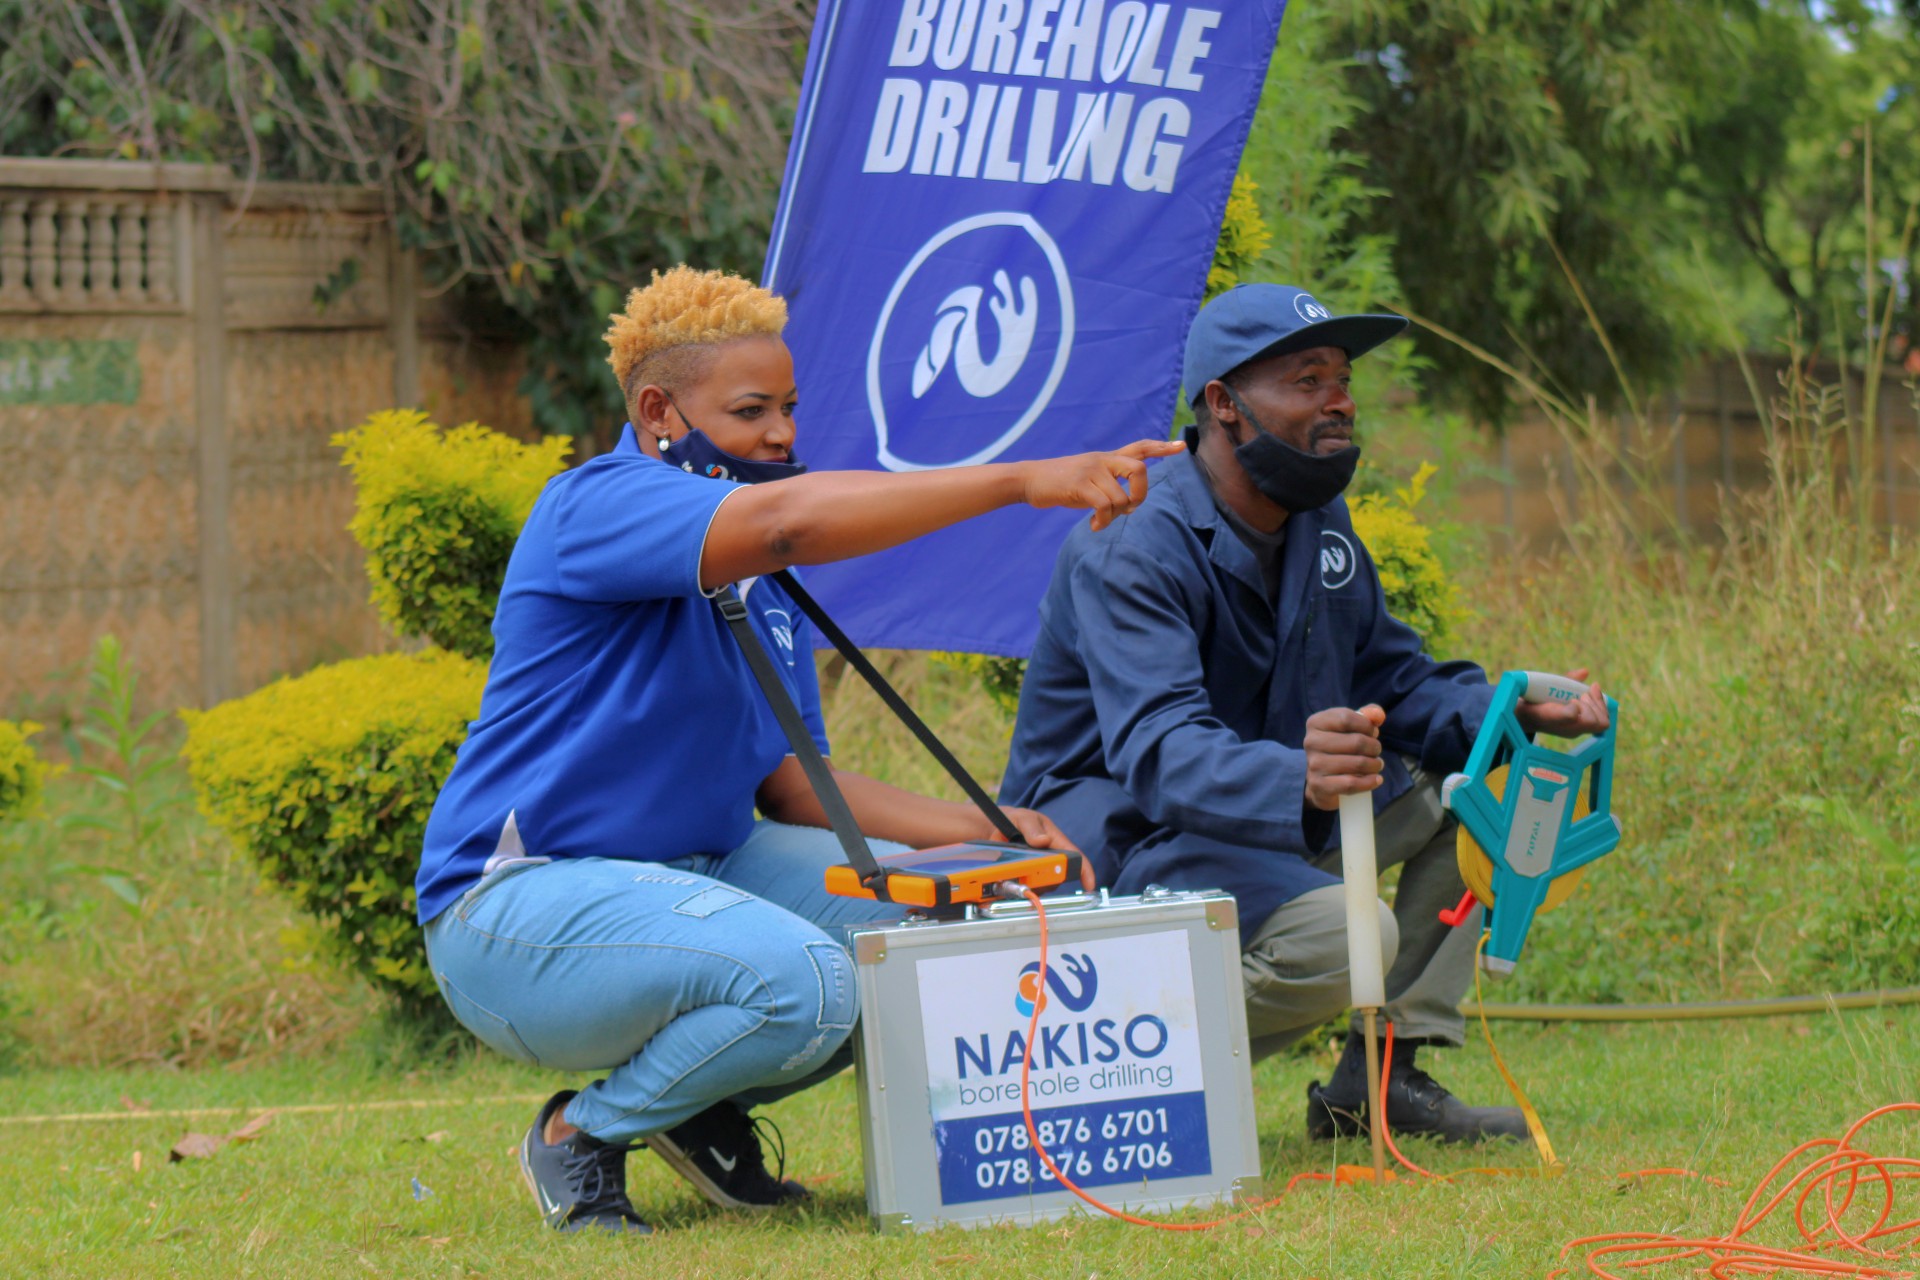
left=7, top=0, right=1911, bottom=434
left=1239, top=1, right=1430, bottom=412
left=0, top=0, right=810, bottom=444
left=1680, top=0, right=1919, bottom=360
left=1328, top=0, right=1741, bottom=423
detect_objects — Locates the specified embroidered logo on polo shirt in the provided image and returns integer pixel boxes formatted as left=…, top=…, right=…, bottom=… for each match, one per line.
left=765, top=606, right=796, bottom=663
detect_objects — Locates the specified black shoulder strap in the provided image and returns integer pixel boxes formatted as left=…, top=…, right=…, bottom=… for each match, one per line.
left=715, top=584, right=885, bottom=887
left=770, top=569, right=1023, bottom=844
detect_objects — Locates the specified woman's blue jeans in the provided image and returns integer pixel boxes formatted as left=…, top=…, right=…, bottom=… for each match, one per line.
left=422, top=820, right=903, bottom=1144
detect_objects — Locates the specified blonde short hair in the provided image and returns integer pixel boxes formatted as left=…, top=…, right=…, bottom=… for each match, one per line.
left=604, top=266, right=788, bottom=403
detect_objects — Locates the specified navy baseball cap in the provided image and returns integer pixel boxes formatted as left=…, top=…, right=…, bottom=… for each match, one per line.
left=1183, top=284, right=1408, bottom=404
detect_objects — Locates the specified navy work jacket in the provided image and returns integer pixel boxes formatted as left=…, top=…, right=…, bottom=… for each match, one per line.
left=1000, top=450, right=1494, bottom=943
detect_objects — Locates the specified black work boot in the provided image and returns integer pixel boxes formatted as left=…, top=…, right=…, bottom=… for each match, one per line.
left=1305, top=1031, right=1529, bottom=1144
left=646, top=1102, right=809, bottom=1210
left=518, top=1090, right=653, bottom=1234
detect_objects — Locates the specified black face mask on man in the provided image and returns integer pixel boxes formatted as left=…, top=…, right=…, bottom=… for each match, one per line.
left=1217, top=384, right=1359, bottom=513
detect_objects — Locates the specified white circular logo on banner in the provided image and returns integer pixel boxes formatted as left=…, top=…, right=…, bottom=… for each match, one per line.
left=1320, top=530, right=1358, bottom=589
left=868, top=212, right=1076, bottom=472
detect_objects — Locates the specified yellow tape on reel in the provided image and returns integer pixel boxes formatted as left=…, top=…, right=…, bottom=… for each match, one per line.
left=1457, top=764, right=1592, bottom=912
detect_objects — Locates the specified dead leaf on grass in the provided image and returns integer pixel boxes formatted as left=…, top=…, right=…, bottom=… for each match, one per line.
left=169, top=1133, right=225, bottom=1162
left=169, top=1112, right=275, bottom=1162
left=132, top=1150, right=143, bottom=1173
left=1244, top=1224, right=1268, bottom=1240
left=120, top=1094, right=152, bottom=1113
left=424, top=1131, right=449, bottom=1144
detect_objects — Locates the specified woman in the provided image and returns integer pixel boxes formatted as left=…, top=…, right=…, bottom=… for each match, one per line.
left=416, top=266, right=1180, bottom=1235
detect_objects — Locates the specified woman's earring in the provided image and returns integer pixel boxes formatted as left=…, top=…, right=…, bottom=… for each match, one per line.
left=656, top=434, right=671, bottom=454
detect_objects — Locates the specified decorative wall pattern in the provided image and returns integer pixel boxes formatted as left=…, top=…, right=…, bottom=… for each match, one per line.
left=227, top=328, right=394, bottom=694
left=0, top=160, right=531, bottom=718
left=0, top=313, right=200, bottom=711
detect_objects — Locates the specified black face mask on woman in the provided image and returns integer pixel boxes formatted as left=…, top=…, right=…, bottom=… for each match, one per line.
left=654, top=399, right=808, bottom=485
left=1218, top=384, right=1359, bottom=513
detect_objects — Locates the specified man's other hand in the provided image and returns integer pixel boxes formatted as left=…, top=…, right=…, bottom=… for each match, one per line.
left=989, top=807, right=1096, bottom=891
left=1514, top=668, right=1611, bottom=738
left=1303, top=703, right=1386, bottom=811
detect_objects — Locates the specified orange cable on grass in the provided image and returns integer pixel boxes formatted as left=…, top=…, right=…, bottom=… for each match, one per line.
left=1378, top=1018, right=1443, bottom=1180
left=1557, top=1102, right=1920, bottom=1279
left=1012, top=891, right=1560, bottom=1228
left=1375, top=1019, right=1561, bottom=1184
left=1372, top=938, right=1565, bottom=1185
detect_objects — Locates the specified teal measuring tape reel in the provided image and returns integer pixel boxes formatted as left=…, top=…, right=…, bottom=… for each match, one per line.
left=1441, top=671, right=1623, bottom=976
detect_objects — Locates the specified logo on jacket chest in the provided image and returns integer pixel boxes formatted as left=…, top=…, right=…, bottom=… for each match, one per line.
left=1319, top=530, right=1358, bottom=590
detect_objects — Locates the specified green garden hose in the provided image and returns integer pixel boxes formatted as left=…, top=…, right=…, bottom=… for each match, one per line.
left=1462, top=987, right=1920, bottom=1022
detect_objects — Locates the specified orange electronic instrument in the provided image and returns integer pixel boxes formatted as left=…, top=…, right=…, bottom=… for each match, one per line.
left=718, top=571, right=1080, bottom=908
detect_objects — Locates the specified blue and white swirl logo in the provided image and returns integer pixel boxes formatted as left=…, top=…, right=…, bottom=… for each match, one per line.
left=867, top=212, right=1075, bottom=471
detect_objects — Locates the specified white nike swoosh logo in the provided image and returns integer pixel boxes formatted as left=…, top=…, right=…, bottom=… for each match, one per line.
left=524, top=1141, right=565, bottom=1218
left=710, top=1148, right=738, bottom=1173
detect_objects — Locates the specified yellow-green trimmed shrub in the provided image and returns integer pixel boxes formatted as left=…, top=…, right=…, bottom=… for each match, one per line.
left=0, top=720, right=48, bottom=822
left=334, top=410, right=571, bottom=660
left=181, top=650, right=486, bottom=1014
left=1350, top=462, right=1467, bottom=656
left=1206, top=173, right=1275, bottom=299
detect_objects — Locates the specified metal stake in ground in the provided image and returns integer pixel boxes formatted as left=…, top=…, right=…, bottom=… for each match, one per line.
left=1339, top=792, right=1388, bottom=1183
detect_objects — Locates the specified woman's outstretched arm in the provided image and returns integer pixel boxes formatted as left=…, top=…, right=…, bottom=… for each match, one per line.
left=698, top=438, right=1184, bottom=590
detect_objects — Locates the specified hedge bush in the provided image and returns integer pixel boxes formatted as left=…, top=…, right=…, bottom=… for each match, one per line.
left=0, top=720, right=48, bottom=822
left=334, top=410, right=571, bottom=660
left=181, top=650, right=486, bottom=1015
left=1347, top=462, right=1467, bottom=656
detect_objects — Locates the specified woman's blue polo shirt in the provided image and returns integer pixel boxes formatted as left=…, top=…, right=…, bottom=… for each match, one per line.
left=414, top=425, right=828, bottom=924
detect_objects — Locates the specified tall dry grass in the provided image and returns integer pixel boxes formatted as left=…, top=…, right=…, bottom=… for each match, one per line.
left=1421, top=225, right=1920, bottom=1001
left=0, top=643, right=377, bottom=1071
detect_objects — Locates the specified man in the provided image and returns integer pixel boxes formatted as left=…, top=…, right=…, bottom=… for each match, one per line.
left=1001, top=284, right=1609, bottom=1143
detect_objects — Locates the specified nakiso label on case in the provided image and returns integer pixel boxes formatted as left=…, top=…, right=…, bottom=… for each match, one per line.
left=914, top=928, right=1211, bottom=1206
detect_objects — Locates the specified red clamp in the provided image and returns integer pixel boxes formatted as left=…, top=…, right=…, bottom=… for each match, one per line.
left=1438, top=889, right=1479, bottom=928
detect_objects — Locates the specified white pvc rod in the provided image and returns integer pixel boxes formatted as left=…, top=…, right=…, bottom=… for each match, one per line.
left=1338, top=792, right=1387, bottom=1009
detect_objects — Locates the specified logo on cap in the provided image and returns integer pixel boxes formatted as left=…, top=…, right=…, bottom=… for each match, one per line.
left=868, top=212, right=1075, bottom=472
left=1294, top=293, right=1333, bottom=324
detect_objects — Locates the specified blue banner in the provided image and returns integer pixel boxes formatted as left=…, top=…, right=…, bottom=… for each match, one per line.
left=765, top=0, right=1288, bottom=656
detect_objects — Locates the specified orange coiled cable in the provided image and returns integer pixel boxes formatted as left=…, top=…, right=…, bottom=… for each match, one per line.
left=1556, top=1102, right=1920, bottom=1278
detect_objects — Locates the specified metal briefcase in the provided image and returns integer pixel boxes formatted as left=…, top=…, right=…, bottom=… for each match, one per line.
left=848, top=886, right=1263, bottom=1232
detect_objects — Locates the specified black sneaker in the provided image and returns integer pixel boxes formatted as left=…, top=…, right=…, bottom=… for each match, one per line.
left=518, top=1090, right=654, bottom=1234
left=646, top=1102, right=809, bottom=1210
left=1305, top=1034, right=1528, bottom=1144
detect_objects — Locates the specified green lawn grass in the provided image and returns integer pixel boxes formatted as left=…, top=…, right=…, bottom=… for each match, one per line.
left=6, top=1008, right=1916, bottom=1279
